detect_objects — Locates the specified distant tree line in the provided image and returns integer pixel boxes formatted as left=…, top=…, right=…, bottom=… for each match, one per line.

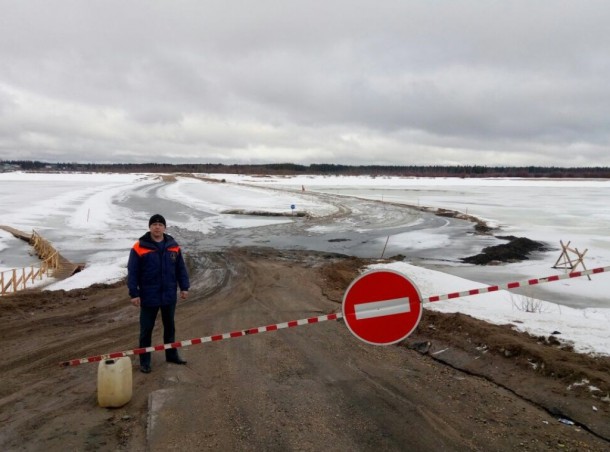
left=2, top=160, right=610, bottom=178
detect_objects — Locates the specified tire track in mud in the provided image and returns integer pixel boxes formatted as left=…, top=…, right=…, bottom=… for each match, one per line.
left=3, top=248, right=610, bottom=451
left=0, top=249, right=241, bottom=451
left=147, top=249, right=610, bottom=451
left=155, top=250, right=509, bottom=450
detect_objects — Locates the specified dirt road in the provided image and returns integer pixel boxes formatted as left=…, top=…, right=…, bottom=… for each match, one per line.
left=1, top=247, right=609, bottom=451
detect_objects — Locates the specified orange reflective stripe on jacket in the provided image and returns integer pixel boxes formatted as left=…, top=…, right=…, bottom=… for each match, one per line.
left=132, top=242, right=181, bottom=256
left=132, top=241, right=155, bottom=257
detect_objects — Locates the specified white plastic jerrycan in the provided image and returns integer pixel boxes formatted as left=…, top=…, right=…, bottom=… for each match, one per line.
left=97, top=357, right=133, bottom=408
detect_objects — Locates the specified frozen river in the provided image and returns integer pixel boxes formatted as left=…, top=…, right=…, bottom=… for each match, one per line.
left=215, top=174, right=610, bottom=309
left=1, top=172, right=609, bottom=309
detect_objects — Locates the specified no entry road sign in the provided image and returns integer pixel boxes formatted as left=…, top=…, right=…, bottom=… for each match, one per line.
left=342, top=269, right=422, bottom=345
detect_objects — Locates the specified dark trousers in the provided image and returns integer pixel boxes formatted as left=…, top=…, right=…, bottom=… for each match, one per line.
left=139, top=304, right=179, bottom=366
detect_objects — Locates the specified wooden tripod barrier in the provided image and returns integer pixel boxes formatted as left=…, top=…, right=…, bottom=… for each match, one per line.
left=553, top=240, right=591, bottom=280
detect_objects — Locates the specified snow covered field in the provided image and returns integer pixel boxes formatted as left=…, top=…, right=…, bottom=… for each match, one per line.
left=0, top=171, right=608, bottom=355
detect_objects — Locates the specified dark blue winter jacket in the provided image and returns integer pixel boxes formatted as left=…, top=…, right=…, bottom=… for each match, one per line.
left=127, top=232, right=190, bottom=307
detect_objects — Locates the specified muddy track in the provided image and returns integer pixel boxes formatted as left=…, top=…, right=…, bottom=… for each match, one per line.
left=1, top=248, right=609, bottom=451
left=0, top=249, right=241, bottom=451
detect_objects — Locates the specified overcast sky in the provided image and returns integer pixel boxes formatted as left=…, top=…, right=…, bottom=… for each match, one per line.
left=1, top=1, right=609, bottom=167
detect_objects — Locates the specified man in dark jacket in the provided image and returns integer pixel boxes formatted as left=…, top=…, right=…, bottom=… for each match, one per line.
left=128, top=214, right=190, bottom=373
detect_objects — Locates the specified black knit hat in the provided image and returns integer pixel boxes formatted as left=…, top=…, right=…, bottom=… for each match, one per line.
left=149, top=214, right=166, bottom=227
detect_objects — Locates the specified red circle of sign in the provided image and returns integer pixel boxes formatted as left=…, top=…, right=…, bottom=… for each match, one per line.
left=342, top=269, right=422, bottom=345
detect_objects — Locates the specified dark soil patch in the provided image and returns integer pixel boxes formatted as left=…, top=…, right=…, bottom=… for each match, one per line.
left=318, top=255, right=368, bottom=302
left=462, top=235, right=548, bottom=265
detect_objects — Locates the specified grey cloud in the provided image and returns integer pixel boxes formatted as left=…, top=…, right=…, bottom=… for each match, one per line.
left=1, top=1, right=610, bottom=165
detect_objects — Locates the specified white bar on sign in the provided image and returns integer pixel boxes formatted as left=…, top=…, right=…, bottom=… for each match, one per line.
left=354, top=297, right=410, bottom=320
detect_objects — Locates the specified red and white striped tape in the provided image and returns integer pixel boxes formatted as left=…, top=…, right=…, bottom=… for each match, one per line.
left=60, top=265, right=609, bottom=367
left=61, top=313, right=341, bottom=367
left=424, top=265, right=609, bottom=303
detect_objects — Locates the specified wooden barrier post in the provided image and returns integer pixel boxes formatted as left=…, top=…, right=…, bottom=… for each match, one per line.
left=553, top=240, right=591, bottom=281
left=0, top=226, right=80, bottom=296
